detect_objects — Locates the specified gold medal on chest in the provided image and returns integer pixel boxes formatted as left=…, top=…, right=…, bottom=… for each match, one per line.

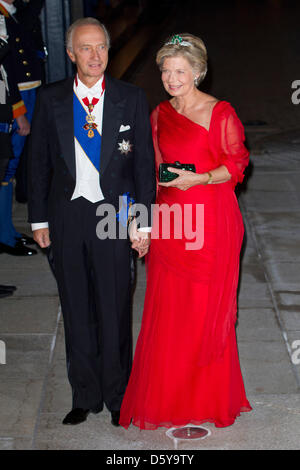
left=83, top=122, right=98, bottom=138
left=86, top=114, right=95, bottom=124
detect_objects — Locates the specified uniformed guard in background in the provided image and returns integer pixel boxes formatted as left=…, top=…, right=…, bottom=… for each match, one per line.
left=0, top=34, right=17, bottom=295
left=0, top=0, right=45, bottom=256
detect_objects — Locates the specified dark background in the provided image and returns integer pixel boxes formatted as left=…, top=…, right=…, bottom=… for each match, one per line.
left=41, top=0, right=300, bottom=143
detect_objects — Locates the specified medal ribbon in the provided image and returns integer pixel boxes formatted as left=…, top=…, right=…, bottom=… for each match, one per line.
left=82, top=96, right=99, bottom=111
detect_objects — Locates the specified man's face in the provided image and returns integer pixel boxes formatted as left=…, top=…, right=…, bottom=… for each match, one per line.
left=67, top=25, right=109, bottom=86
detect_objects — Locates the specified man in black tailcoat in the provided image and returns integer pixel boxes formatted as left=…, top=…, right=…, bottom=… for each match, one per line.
left=28, top=17, right=155, bottom=426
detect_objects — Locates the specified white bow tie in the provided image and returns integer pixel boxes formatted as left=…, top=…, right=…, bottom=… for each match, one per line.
left=85, top=88, right=102, bottom=99
left=77, top=77, right=104, bottom=100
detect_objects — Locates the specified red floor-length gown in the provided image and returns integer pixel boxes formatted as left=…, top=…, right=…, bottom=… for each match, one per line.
left=120, top=100, right=252, bottom=429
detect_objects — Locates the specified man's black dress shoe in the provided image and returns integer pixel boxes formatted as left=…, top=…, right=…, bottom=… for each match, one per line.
left=62, top=407, right=101, bottom=425
left=0, top=284, right=17, bottom=291
left=62, top=408, right=90, bottom=425
left=111, top=410, right=120, bottom=427
left=0, top=242, right=37, bottom=256
left=16, top=234, right=35, bottom=246
left=0, top=288, right=13, bottom=298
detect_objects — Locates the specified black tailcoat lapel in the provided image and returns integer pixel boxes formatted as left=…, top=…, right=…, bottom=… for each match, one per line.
left=52, top=77, right=76, bottom=180
left=101, top=74, right=126, bottom=177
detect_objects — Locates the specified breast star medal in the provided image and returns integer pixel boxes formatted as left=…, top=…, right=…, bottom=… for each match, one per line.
left=118, top=139, right=133, bottom=155
left=82, top=97, right=99, bottom=138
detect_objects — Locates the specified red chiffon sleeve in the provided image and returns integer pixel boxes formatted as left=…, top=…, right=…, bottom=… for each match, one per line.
left=197, top=102, right=249, bottom=366
left=209, top=103, right=249, bottom=188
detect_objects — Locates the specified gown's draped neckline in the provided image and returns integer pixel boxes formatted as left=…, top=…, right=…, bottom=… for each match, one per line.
left=165, top=99, right=222, bottom=133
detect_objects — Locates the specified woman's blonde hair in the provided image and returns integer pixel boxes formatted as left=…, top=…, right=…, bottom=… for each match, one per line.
left=156, top=33, right=207, bottom=86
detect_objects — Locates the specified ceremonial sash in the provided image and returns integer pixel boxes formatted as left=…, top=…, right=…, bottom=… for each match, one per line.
left=0, top=5, right=9, bottom=17
left=73, top=91, right=101, bottom=172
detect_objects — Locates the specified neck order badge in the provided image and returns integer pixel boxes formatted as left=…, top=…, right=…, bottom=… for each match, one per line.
left=82, top=96, right=99, bottom=138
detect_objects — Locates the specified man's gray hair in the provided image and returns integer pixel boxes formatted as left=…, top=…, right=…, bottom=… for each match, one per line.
left=66, top=17, right=110, bottom=52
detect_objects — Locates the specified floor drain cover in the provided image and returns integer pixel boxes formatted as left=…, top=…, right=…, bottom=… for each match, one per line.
left=166, top=425, right=211, bottom=449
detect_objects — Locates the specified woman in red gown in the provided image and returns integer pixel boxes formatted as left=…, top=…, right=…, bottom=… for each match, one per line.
left=120, top=33, right=251, bottom=429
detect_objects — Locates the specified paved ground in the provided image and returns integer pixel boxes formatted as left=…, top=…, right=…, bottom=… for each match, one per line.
left=1, top=129, right=300, bottom=450
left=0, top=0, right=300, bottom=451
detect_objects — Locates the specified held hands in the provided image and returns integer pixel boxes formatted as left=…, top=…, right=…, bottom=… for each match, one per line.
left=129, top=218, right=150, bottom=258
left=158, top=167, right=208, bottom=191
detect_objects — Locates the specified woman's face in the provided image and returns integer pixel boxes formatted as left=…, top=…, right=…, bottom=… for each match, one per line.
left=161, top=55, right=196, bottom=97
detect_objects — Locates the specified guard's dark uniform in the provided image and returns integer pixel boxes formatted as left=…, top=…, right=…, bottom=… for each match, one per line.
left=0, top=0, right=44, bottom=252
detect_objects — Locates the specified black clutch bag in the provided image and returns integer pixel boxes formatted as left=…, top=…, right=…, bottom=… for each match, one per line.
left=159, top=161, right=196, bottom=182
